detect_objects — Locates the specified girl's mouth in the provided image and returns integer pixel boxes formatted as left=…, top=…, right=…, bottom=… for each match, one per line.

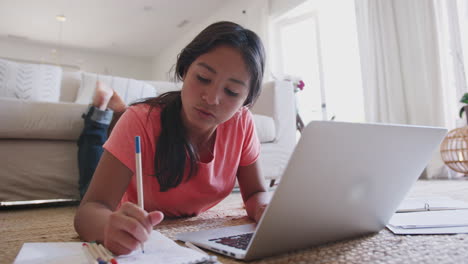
left=195, top=107, right=215, bottom=119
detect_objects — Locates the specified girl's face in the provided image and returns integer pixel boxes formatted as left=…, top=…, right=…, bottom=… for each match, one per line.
left=181, top=45, right=251, bottom=133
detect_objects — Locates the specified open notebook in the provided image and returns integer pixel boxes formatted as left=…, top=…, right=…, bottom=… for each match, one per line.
left=14, top=231, right=217, bottom=264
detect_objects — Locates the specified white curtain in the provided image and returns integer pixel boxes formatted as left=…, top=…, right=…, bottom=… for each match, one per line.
left=434, top=0, right=468, bottom=128
left=354, top=0, right=467, bottom=178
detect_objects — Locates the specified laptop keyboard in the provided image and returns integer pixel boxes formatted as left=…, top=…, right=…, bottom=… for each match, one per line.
left=208, top=233, right=253, bottom=250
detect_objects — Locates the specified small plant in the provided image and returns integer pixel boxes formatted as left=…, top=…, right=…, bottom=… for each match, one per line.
left=295, top=80, right=305, bottom=93
left=459, top=93, right=468, bottom=118
left=283, top=75, right=305, bottom=93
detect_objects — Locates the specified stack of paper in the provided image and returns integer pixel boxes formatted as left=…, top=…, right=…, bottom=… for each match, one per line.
left=387, top=196, right=468, bottom=234
left=14, top=231, right=218, bottom=264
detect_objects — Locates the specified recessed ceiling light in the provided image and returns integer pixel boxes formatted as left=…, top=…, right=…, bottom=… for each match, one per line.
left=56, top=15, right=66, bottom=22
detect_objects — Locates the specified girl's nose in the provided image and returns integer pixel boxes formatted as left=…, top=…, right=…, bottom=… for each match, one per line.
left=202, top=85, right=220, bottom=105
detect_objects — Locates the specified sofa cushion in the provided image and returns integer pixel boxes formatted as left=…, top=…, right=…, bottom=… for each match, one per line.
left=253, top=114, right=276, bottom=143
left=75, top=72, right=159, bottom=105
left=0, top=58, right=62, bottom=102
left=0, top=97, right=86, bottom=140
left=60, top=71, right=82, bottom=102
left=145, top=80, right=182, bottom=94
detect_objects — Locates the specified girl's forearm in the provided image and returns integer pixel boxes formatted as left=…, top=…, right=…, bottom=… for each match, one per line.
left=74, top=202, right=112, bottom=242
left=245, top=191, right=271, bottom=222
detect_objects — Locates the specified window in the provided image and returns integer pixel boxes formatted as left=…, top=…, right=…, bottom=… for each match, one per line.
left=270, top=0, right=365, bottom=124
left=276, top=12, right=326, bottom=124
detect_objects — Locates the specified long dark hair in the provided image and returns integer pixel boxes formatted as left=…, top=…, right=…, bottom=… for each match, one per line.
left=138, top=21, right=265, bottom=192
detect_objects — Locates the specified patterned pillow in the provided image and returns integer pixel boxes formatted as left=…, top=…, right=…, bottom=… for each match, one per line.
left=75, top=72, right=160, bottom=105
left=0, top=58, right=62, bottom=102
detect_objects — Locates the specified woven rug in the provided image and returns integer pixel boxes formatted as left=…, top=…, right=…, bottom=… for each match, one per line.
left=2, top=180, right=468, bottom=264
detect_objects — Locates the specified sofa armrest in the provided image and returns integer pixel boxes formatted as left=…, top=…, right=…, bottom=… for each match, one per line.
left=250, top=81, right=296, bottom=181
left=251, top=80, right=296, bottom=147
left=0, top=97, right=87, bottom=140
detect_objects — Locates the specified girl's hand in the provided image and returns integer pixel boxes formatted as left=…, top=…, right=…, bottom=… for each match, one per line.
left=103, top=202, right=164, bottom=255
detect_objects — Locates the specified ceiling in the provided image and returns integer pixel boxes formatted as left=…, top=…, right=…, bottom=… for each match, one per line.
left=0, top=0, right=230, bottom=58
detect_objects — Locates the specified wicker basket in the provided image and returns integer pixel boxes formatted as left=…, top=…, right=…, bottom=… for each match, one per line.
left=440, top=126, right=468, bottom=174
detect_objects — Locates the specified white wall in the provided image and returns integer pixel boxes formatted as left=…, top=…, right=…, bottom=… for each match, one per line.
left=0, top=38, right=153, bottom=80
left=151, top=0, right=270, bottom=81
left=0, top=0, right=306, bottom=81
left=269, top=0, right=308, bottom=18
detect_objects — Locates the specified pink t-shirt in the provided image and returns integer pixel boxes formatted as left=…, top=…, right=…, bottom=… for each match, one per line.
left=103, top=103, right=260, bottom=217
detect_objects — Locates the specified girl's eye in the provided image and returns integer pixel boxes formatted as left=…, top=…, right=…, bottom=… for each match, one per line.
left=197, top=75, right=211, bottom=84
left=225, top=88, right=239, bottom=97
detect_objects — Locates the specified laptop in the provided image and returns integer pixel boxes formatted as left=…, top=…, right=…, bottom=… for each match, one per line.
left=176, top=121, right=447, bottom=261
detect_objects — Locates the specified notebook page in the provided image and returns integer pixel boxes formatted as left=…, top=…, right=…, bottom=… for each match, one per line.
left=14, top=243, right=85, bottom=264
left=118, top=231, right=211, bottom=263
left=389, top=210, right=468, bottom=228
left=14, top=231, right=211, bottom=264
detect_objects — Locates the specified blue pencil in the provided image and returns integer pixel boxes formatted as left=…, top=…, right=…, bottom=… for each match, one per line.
left=135, top=136, right=145, bottom=253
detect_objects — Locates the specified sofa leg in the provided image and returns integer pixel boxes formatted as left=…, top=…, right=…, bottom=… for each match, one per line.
left=269, top=180, right=276, bottom=187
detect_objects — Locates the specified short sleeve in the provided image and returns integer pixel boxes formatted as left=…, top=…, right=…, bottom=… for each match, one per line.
left=239, top=108, right=261, bottom=166
left=103, top=105, right=151, bottom=173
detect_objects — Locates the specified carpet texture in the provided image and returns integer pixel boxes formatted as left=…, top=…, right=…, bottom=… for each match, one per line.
left=2, top=180, right=468, bottom=264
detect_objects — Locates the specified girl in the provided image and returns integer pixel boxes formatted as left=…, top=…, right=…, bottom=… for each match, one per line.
left=74, top=21, right=270, bottom=255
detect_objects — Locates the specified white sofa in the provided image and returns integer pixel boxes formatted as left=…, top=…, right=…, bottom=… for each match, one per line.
left=0, top=68, right=296, bottom=202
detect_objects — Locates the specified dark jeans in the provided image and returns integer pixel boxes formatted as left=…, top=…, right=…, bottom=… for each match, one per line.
left=77, top=106, right=113, bottom=199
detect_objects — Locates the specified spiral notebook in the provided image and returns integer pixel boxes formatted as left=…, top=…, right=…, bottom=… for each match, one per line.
left=14, top=231, right=217, bottom=264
